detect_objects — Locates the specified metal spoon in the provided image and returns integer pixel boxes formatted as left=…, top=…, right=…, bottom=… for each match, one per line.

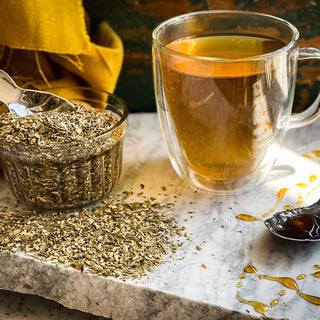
left=264, top=199, right=320, bottom=241
left=0, top=69, right=74, bottom=117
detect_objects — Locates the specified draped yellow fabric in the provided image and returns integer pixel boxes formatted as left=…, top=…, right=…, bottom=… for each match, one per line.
left=0, top=0, right=124, bottom=110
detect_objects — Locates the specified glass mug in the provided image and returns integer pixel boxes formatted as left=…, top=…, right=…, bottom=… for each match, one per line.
left=152, top=10, right=320, bottom=194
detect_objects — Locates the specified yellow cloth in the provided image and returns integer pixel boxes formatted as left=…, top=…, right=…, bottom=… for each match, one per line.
left=0, top=0, right=123, bottom=110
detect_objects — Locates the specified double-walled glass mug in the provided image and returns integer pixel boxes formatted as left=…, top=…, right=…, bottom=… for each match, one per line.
left=152, top=10, right=320, bottom=194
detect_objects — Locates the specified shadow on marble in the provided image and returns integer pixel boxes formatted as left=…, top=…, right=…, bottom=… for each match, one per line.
left=250, top=226, right=320, bottom=269
left=267, top=165, right=295, bottom=183
left=0, top=289, right=111, bottom=320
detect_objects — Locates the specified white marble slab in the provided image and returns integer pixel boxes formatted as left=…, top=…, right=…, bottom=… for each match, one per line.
left=1, top=112, right=320, bottom=320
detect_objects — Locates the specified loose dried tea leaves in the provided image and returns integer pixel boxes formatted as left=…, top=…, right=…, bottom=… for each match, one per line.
left=0, top=104, right=118, bottom=145
left=0, top=105, right=125, bottom=209
left=0, top=196, right=185, bottom=280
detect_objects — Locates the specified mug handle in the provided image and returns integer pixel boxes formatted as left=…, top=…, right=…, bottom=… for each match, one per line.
left=289, top=47, right=320, bottom=128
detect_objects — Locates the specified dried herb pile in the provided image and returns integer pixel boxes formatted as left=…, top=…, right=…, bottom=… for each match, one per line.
left=0, top=104, right=118, bottom=145
left=0, top=194, right=184, bottom=279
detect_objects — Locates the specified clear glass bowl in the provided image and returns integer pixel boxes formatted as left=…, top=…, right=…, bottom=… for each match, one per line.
left=0, top=87, right=128, bottom=210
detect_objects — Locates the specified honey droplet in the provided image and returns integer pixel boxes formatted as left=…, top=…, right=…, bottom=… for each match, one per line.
left=276, top=188, right=289, bottom=204
left=284, top=205, right=293, bottom=210
left=240, top=273, right=246, bottom=279
left=244, top=265, right=257, bottom=273
left=236, top=293, right=270, bottom=316
left=309, top=175, right=317, bottom=182
left=296, top=200, right=303, bottom=205
left=282, top=302, right=287, bottom=306
left=303, top=154, right=313, bottom=159
left=312, top=150, right=320, bottom=158
left=296, top=183, right=308, bottom=188
left=297, top=274, right=306, bottom=280
left=237, top=281, right=243, bottom=288
left=262, top=212, right=270, bottom=218
left=279, top=290, right=286, bottom=296
left=270, top=298, right=279, bottom=307
left=236, top=214, right=261, bottom=222
left=311, top=271, right=320, bottom=278
left=313, top=264, right=320, bottom=270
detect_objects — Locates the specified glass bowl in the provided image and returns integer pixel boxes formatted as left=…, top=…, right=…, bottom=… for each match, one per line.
left=0, top=87, right=128, bottom=210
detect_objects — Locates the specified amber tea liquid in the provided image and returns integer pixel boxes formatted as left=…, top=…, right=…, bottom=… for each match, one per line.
left=161, top=35, right=285, bottom=182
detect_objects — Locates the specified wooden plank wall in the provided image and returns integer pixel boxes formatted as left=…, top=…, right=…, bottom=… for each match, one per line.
left=83, top=0, right=320, bottom=113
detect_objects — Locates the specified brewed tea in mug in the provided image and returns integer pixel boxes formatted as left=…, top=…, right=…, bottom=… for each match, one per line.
left=162, top=34, right=284, bottom=180
left=153, top=11, right=320, bottom=193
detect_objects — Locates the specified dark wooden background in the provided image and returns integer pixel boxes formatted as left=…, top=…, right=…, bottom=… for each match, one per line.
left=83, top=0, right=320, bottom=113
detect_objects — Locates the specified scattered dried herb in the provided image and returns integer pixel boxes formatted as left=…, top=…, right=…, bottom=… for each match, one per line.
left=0, top=105, right=126, bottom=209
left=0, top=195, right=184, bottom=280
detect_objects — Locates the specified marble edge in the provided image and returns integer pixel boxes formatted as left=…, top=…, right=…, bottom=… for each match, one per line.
left=0, top=251, right=284, bottom=320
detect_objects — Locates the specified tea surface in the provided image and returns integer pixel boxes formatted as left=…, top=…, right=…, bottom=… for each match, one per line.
left=167, top=34, right=283, bottom=60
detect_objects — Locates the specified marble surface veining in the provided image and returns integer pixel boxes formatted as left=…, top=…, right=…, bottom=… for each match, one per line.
left=1, top=113, right=320, bottom=320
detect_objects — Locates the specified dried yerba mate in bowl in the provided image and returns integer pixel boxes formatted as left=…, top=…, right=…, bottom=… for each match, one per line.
left=0, top=89, right=128, bottom=209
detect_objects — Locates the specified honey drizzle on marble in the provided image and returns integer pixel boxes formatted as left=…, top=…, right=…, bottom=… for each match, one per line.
left=310, top=175, right=317, bottom=182
left=256, top=272, right=320, bottom=305
left=297, top=274, right=307, bottom=280
left=236, top=293, right=270, bottom=316
left=237, top=265, right=320, bottom=315
left=235, top=214, right=261, bottom=222
left=276, top=188, right=289, bottom=205
left=236, top=172, right=318, bottom=222
left=270, top=298, right=279, bottom=307
left=312, top=150, right=320, bottom=158
left=279, top=290, right=286, bottom=296
left=235, top=152, right=320, bottom=314
left=276, top=147, right=320, bottom=208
